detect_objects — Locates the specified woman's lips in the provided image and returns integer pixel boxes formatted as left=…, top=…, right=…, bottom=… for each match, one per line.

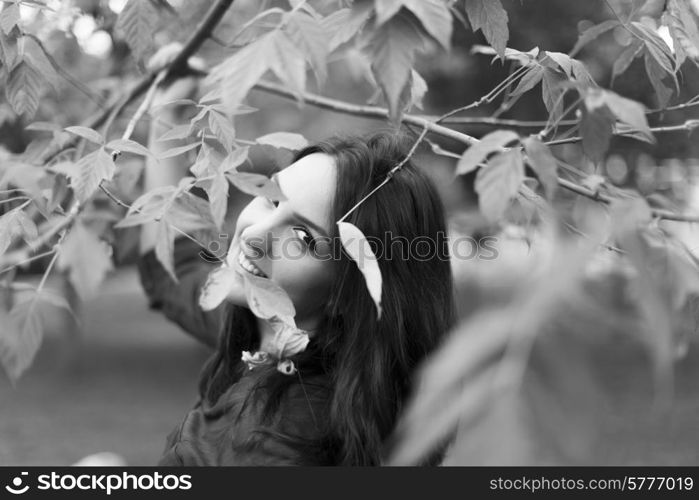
left=237, top=250, right=268, bottom=278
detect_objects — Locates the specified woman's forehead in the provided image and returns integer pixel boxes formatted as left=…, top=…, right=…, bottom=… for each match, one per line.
left=276, top=153, right=337, bottom=232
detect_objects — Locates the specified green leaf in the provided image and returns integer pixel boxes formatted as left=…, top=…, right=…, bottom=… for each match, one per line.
left=106, top=138, right=153, bottom=157
left=72, top=148, right=116, bottom=203
left=56, top=222, right=114, bottom=301
left=544, top=51, right=573, bottom=77
left=114, top=185, right=174, bottom=228
left=0, top=295, right=42, bottom=383
left=541, top=67, right=567, bottom=123
left=0, top=161, right=46, bottom=201
left=226, top=170, right=286, bottom=200
left=375, top=0, right=403, bottom=25
left=189, top=142, right=218, bottom=179
left=510, top=65, right=544, bottom=97
left=337, top=221, right=383, bottom=319
left=206, top=30, right=269, bottom=109
left=240, top=270, right=297, bottom=324
left=632, top=21, right=679, bottom=93
left=364, top=12, right=429, bottom=122
left=65, top=126, right=105, bottom=145
left=569, top=59, right=596, bottom=87
left=523, top=136, right=558, bottom=200
left=474, top=149, right=525, bottom=222
left=205, top=170, right=229, bottom=230
left=323, top=4, right=373, bottom=52
left=664, top=0, right=699, bottom=66
left=0, top=1, right=19, bottom=35
left=207, top=110, right=236, bottom=153
left=169, top=189, right=216, bottom=232
left=0, top=29, right=19, bottom=70
left=154, top=219, right=176, bottom=281
left=25, top=121, right=61, bottom=132
left=569, top=19, right=619, bottom=56
left=580, top=103, right=614, bottom=163
left=644, top=50, right=673, bottom=108
left=157, top=124, right=193, bottom=142
left=600, top=90, right=652, bottom=138
left=221, top=147, right=250, bottom=173
left=255, top=132, right=308, bottom=150
left=613, top=122, right=655, bottom=143
left=612, top=39, right=644, bottom=82
left=115, top=0, right=157, bottom=62
left=23, top=34, right=60, bottom=91
left=199, top=265, right=238, bottom=311
left=643, top=37, right=676, bottom=77
left=156, top=142, right=200, bottom=160
left=406, top=69, right=428, bottom=110
left=206, top=29, right=306, bottom=112
left=455, top=130, right=519, bottom=176
left=285, top=10, right=330, bottom=84
left=0, top=207, right=37, bottom=257
left=401, top=0, right=453, bottom=50
left=6, top=60, right=42, bottom=117
left=269, top=31, right=307, bottom=97
left=463, top=0, right=509, bottom=58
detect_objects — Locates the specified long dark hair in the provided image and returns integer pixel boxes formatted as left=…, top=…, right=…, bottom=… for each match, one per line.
left=198, top=131, right=456, bottom=465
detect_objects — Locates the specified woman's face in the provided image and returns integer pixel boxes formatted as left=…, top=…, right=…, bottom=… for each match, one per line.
left=225, top=153, right=337, bottom=323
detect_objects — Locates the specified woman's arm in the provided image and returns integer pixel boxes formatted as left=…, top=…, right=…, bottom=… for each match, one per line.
left=137, top=78, right=223, bottom=348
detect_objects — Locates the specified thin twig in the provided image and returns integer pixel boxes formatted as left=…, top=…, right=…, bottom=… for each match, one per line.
left=604, top=0, right=636, bottom=38
left=336, top=71, right=525, bottom=222
left=35, top=231, right=66, bottom=294
left=0, top=249, right=55, bottom=275
left=0, top=196, right=32, bottom=205
left=437, top=116, right=579, bottom=128
left=99, top=184, right=222, bottom=260
left=648, top=95, right=699, bottom=113
left=250, top=81, right=699, bottom=223
left=563, top=221, right=625, bottom=254
left=111, top=71, right=167, bottom=160
left=546, top=120, right=699, bottom=146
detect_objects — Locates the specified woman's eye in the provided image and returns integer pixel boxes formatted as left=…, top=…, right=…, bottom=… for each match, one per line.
left=293, top=227, right=315, bottom=248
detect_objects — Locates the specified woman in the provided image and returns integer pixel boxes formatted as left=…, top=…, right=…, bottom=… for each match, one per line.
left=138, top=82, right=455, bottom=465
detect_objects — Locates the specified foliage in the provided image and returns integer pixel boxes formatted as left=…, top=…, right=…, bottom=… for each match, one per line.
left=1, top=0, right=699, bottom=464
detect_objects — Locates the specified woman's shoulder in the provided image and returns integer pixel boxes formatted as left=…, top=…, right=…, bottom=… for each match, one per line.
left=245, top=368, right=331, bottom=421
left=227, top=369, right=335, bottom=465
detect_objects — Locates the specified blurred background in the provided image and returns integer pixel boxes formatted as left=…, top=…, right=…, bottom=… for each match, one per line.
left=1, top=0, right=699, bottom=465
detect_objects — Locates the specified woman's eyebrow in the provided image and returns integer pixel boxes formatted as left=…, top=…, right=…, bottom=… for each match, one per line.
left=270, top=174, right=330, bottom=237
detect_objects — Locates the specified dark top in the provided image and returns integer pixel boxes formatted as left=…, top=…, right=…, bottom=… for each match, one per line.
left=137, top=239, right=332, bottom=465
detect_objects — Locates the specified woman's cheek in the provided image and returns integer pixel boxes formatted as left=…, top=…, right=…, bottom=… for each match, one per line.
left=280, top=259, right=335, bottom=316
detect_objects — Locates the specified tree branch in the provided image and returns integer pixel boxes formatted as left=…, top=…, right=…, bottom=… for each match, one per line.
left=37, top=0, right=237, bottom=166
left=253, top=80, right=480, bottom=145
left=546, top=120, right=699, bottom=146
left=437, top=116, right=578, bottom=128
left=1, top=0, right=237, bottom=270
left=250, top=81, right=699, bottom=223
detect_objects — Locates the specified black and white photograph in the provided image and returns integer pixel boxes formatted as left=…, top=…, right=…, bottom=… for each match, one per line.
left=1, top=0, right=699, bottom=484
